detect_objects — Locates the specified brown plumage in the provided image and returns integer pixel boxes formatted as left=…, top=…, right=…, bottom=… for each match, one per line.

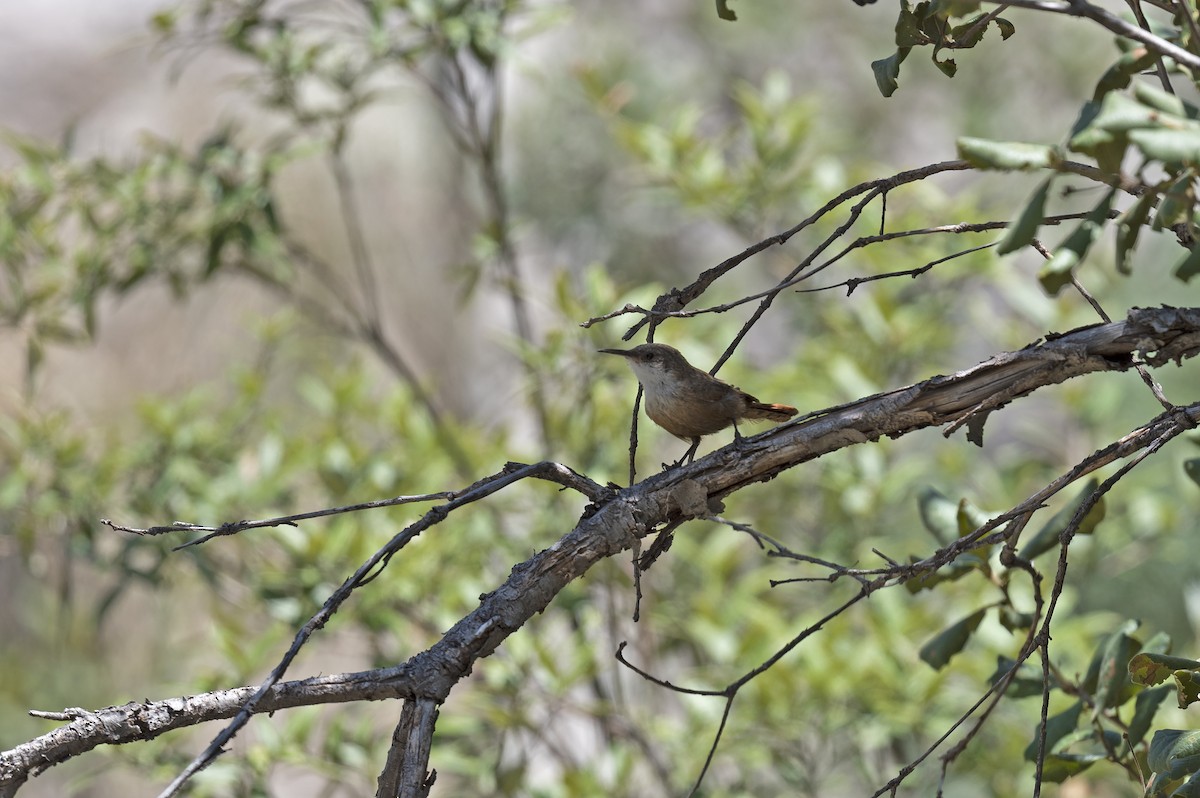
left=600, top=343, right=797, bottom=466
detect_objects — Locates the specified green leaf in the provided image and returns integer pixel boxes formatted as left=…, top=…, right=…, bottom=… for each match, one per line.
left=991, top=656, right=1052, bottom=698
left=895, top=6, right=928, bottom=48
left=1023, top=699, right=1082, bottom=762
left=1153, top=175, right=1195, bottom=231
left=150, top=10, right=177, bottom=34
left=1081, top=619, right=1139, bottom=700
left=1173, top=245, right=1200, bottom=283
left=1037, top=192, right=1115, bottom=296
left=1028, top=726, right=1115, bottom=782
left=1092, top=48, right=1159, bottom=101
left=1129, top=685, right=1174, bottom=745
left=1087, top=90, right=1162, bottom=132
left=997, top=177, right=1052, bottom=255
left=933, top=53, right=957, bottom=78
left=1037, top=751, right=1104, bottom=783
left=917, top=485, right=958, bottom=543
left=1142, top=631, right=1174, bottom=657
left=1115, top=190, right=1157, bottom=274
left=998, top=605, right=1034, bottom=632
left=1067, top=98, right=1129, bottom=172
left=1129, top=128, right=1200, bottom=167
left=1173, top=770, right=1200, bottom=798
left=1017, top=478, right=1105, bottom=560
left=1185, top=457, right=1200, bottom=487
left=1149, top=729, right=1200, bottom=780
left=1134, top=80, right=1200, bottom=120
left=1178, top=669, right=1200, bottom=708
left=919, top=607, right=986, bottom=669
left=956, top=497, right=990, bottom=536
left=1147, top=771, right=1175, bottom=796
left=957, top=137, right=1059, bottom=171
left=949, top=14, right=989, bottom=48
left=1092, top=624, right=1141, bottom=717
left=904, top=555, right=977, bottom=592
left=26, top=336, right=43, bottom=382
left=872, top=48, right=910, bottom=98
left=1036, top=245, right=1082, bottom=297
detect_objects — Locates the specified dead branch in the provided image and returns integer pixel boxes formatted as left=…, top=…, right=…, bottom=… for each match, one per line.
left=3, top=305, right=1199, bottom=797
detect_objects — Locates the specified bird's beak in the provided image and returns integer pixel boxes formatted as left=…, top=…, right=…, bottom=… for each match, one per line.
left=598, top=348, right=632, bottom=357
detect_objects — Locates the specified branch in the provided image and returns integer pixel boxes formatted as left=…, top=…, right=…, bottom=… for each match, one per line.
left=994, top=0, right=1200, bottom=71
left=594, top=160, right=974, bottom=340
left=4, top=306, right=1199, bottom=795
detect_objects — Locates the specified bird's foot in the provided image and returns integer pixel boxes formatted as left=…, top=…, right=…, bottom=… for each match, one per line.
left=662, top=438, right=702, bottom=472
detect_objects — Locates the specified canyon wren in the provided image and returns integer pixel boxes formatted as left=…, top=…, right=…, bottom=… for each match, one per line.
left=600, top=343, right=798, bottom=467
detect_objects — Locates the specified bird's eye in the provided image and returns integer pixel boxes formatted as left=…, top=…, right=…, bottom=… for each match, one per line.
left=644, top=353, right=657, bottom=362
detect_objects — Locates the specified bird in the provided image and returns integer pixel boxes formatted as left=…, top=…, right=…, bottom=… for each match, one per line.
left=600, top=343, right=798, bottom=467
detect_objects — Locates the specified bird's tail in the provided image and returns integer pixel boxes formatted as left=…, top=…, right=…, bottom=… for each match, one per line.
left=745, top=401, right=798, bottom=422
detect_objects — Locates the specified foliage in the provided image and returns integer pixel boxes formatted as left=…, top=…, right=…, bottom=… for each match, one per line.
left=0, top=0, right=1199, bottom=796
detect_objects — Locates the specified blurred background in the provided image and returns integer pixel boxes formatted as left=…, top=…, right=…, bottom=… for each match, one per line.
left=1, top=0, right=1197, bottom=795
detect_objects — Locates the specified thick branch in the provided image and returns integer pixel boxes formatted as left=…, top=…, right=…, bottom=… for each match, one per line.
left=377, top=699, right=439, bottom=798
left=3, top=305, right=1199, bottom=795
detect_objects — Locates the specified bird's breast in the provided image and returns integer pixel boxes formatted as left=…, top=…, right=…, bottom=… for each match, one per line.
left=643, top=388, right=739, bottom=439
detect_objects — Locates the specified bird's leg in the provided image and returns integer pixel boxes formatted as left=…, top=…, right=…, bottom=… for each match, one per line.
left=732, top=421, right=746, bottom=448
left=664, top=437, right=702, bottom=471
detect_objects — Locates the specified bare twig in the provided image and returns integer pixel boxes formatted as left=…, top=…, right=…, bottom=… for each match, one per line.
left=155, top=461, right=604, bottom=798
left=583, top=160, right=1140, bottom=337
left=1125, top=0, right=1174, bottom=92
left=7, top=309, right=1200, bottom=796
left=101, top=491, right=456, bottom=547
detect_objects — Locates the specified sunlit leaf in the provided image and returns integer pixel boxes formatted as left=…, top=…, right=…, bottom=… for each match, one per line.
left=957, top=137, right=1059, bottom=171
left=1128, top=649, right=1195, bottom=688
left=1129, top=128, right=1200, bottom=167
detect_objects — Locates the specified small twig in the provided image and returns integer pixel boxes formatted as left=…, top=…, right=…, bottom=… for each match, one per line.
left=1125, top=0, right=1174, bottom=93
left=1175, top=0, right=1200, bottom=52
left=616, top=588, right=871, bottom=796
left=27, top=708, right=90, bottom=721
left=958, top=3, right=1012, bottom=44
left=1070, top=274, right=1174, bottom=410
left=581, top=160, right=1143, bottom=332
left=613, top=642, right=726, bottom=697
left=102, top=491, right=457, bottom=548
left=685, top=697, right=737, bottom=798
left=104, top=461, right=609, bottom=553
left=156, top=461, right=602, bottom=798
left=1069, top=273, right=1109, bottom=321
left=798, top=242, right=997, bottom=296
left=706, top=515, right=863, bottom=583
left=329, top=144, right=384, bottom=335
